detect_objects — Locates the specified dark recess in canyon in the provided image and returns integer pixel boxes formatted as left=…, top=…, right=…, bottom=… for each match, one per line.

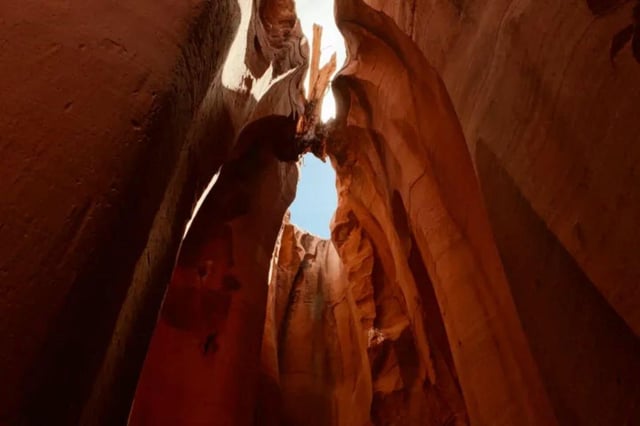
left=0, top=0, right=638, bottom=425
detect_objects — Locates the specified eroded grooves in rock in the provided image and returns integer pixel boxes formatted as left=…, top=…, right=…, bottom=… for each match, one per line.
left=365, top=0, right=640, bottom=337
left=0, top=0, right=308, bottom=422
left=327, top=0, right=557, bottom=423
left=1, top=1, right=243, bottom=423
left=130, top=141, right=298, bottom=425
left=356, top=0, right=640, bottom=424
left=258, top=223, right=372, bottom=426
left=1, top=0, right=639, bottom=424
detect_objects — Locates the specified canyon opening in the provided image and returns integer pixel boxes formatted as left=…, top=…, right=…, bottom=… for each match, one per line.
left=289, top=0, right=343, bottom=239
left=1, top=0, right=639, bottom=425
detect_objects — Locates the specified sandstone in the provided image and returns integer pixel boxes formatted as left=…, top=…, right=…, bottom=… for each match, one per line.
left=0, top=0, right=638, bottom=424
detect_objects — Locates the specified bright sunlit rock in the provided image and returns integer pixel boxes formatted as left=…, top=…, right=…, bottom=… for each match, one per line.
left=287, top=0, right=344, bottom=238
left=295, top=0, right=346, bottom=121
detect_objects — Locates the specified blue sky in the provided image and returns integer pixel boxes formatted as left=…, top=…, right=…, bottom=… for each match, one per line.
left=288, top=0, right=343, bottom=238
left=289, top=155, right=337, bottom=238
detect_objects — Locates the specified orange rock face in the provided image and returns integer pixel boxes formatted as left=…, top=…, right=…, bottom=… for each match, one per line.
left=259, top=223, right=371, bottom=426
left=0, top=0, right=638, bottom=424
left=365, top=0, right=640, bottom=341
left=0, top=0, right=305, bottom=423
left=356, top=0, right=640, bottom=424
left=256, top=0, right=639, bottom=424
left=130, top=144, right=298, bottom=425
left=0, top=1, right=244, bottom=423
left=329, top=1, right=556, bottom=424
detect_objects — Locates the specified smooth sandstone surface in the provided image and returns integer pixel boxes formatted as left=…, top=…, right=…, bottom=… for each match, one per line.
left=259, top=223, right=372, bottom=426
left=0, top=0, right=638, bottom=425
left=130, top=145, right=298, bottom=426
left=130, top=0, right=306, bottom=423
left=358, top=0, right=640, bottom=423
left=364, top=0, right=640, bottom=337
left=328, top=0, right=556, bottom=424
left=0, top=1, right=240, bottom=423
left=0, top=0, right=304, bottom=423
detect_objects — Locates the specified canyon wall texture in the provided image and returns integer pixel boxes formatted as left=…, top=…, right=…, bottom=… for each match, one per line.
left=130, top=0, right=308, bottom=423
left=0, top=0, right=638, bottom=424
left=259, top=218, right=468, bottom=426
left=353, top=0, right=640, bottom=424
left=364, top=0, right=640, bottom=339
left=328, top=0, right=557, bottom=424
left=258, top=223, right=372, bottom=426
left=130, top=144, right=298, bottom=425
left=261, top=0, right=639, bottom=425
left=0, top=0, right=305, bottom=424
left=0, top=1, right=237, bottom=423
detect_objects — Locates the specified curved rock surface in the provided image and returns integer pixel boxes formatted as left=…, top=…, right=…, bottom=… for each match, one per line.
left=0, top=1, right=241, bottom=423
left=328, top=0, right=556, bottom=424
left=130, top=143, right=298, bottom=426
left=259, top=223, right=371, bottom=426
left=0, top=0, right=638, bottom=424
left=365, top=0, right=640, bottom=340
left=0, top=0, right=305, bottom=423
left=355, top=0, right=640, bottom=424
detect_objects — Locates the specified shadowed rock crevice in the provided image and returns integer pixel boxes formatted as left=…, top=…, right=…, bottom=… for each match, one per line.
left=1, top=0, right=639, bottom=424
left=476, top=140, right=640, bottom=425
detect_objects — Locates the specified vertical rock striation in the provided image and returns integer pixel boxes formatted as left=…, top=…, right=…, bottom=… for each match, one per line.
left=0, top=0, right=638, bottom=424
left=259, top=223, right=372, bottom=426
left=327, top=0, right=556, bottom=424
left=0, top=1, right=242, bottom=423
left=130, top=0, right=308, bottom=424
left=0, top=0, right=306, bottom=423
left=363, top=0, right=640, bottom=342
left=354, top=0, right=640, bottom=424
left=130, top=143, right=298, bottom=425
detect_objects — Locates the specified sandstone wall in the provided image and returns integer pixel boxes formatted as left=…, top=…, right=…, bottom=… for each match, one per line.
left=327, top=0, right=558, bottom=423
left=1, top=0, right=638, bottom=424
left=130, top=144, right=297, bottom=425
left=258, top=223, right=372, bottom=426
left=333, top=0, right=640, bottom=424
left=364, top=0, right=640, bottom=341
left=0, top=0, right=305, bottom=423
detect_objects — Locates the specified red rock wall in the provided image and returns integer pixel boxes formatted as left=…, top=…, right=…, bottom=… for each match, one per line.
left=328, top=0, right=557, bottom=423
left=130, top=144, right=297, bottom=425
left=130, top=0, right=308, bottom=422
left=258, top=223, right=372, bottom=426
left=359, top=0, right=640, bottom=424
left=2, top=0, right=638, bottom=424
left=330, top=0, right=640, bottom=424
left=260, top=219, right=466, bottom=426
left=478, top=144, right=640, bottom=425
left=363, top=0, right=640, bottom=339
left=331, top=204, right=469, bottom=425
left=0, top=0, right=305, bottom=423
left=0, top=1, right=239, bottom=423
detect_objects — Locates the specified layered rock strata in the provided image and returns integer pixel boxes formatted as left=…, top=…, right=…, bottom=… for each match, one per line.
left=0, top=0, right=305, bottom=423
left=259, top=223, right=371, bottom=426
left=358, top=0, right=640, bottom=424
left=0, top=0, right=638, bottom=424
left=329, top=0, right=556, bottom=423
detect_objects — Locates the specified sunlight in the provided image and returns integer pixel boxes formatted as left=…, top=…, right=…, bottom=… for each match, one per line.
left=295, top=0, right=346, bottom=121
left=287, top=1, right=344, bottom=237
left=221, top=0, right=251, bottom=91
left=183, top=169, right=221, bottom=238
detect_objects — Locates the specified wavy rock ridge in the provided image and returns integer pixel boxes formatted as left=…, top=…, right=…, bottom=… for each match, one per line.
left=0, top=0, right=638, bottom=425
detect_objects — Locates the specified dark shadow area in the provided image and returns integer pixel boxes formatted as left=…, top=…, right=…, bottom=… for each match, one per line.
left=476, top=140, right=640, bottom=425
left=19, top=2, right=241, bottom=424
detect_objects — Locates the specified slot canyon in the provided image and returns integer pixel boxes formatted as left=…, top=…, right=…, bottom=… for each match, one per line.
left=1, top=0, right=640, bottom=424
